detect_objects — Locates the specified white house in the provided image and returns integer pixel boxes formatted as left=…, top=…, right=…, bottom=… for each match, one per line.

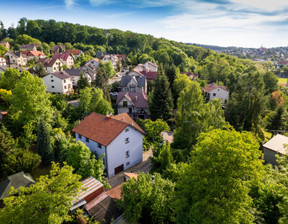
left=42, top=71, right=73, bottom=94
left=144, top=61, right=158, bottom=72
left=85, top=58, right=100, bottom=69
left=116, top=92, right=149, bottom=120
left=0, top=57, right=7, bottom=66
left=101, top=54, right=119, bottom=70
left=21, top=51, right=47, bottom=61
left=38, top=58, right=63, bottom=73
left=52, top=52, right=74, bottom=69
left=73, top=112, right=145, bottom=178
left=203, top=83, right=229, bottom=104
left=263, top=134, right=288, bottom=166
left=4, top=51, right=27, bottom=66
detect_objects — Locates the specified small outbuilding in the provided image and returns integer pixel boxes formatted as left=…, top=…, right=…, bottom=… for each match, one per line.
left=263, top=134, right=288, bottom=166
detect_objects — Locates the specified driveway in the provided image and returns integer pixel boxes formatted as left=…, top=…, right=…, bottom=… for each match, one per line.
left=108, top=149, right=153, bottom=188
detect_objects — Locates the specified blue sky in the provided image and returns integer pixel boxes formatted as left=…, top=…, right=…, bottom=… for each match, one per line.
left=1, top=0, right=288, bottom=48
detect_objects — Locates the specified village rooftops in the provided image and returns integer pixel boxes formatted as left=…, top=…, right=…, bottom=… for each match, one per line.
left=120, top=75, right=146, bottom=87
left=72, top=112, right=144, bottom=147
left=203, top=83, right=228, bottom=92
left=52, top=52, right=73, bottom=61
left=64, top=69, right=82, bottom=77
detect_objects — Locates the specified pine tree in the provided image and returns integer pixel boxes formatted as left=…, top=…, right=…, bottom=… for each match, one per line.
left=149, top=64, right=173, bottom=121
left=77, top=72, right=90, bottom=90
left=96, top=65, right=110, bottom=101
left=37, top=118, right=54, bottom=164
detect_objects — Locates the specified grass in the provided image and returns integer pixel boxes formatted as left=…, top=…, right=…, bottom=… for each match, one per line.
left=278, top=77, right=288, bottom=84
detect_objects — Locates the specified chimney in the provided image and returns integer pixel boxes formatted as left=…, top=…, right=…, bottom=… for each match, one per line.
left=105, top=113, right=113, bottom=120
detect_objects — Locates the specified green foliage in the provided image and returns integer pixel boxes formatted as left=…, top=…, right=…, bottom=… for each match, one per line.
left=9, top=71, right=54, bottom=131
left=118, top=173, right=175, bottom=224
left=0, top=162, right=82, bottom=224
left=2, top=148, right=41, bottom=176
left=63, top=141, right=105, bottom=182
left=263, top=71, right=278, bottom=95
left=137, top=118, right=170, bottom=150
left=173, top=81, right=225, bottom=150
left=225, top=68, right=266, bottom=138
left=0, top=88, right=12, bottom=105
left=0, top=44, right=8, bottom=56
left=152, top=142, right=174, bottom=173
left=77, top=73, right=90, bottom=90
left=175, top=129, right=264, bottom=224
left=33, top=63, right=47, bottom=77
left=37, top=118, right=54, bottom=165
left=0, top=68, right=22, bottom=90
left=149, top=64, right=173, bottom=121
left=16, top=34, right=41, bottom=45
left=96, top=64, right=110, bottom=100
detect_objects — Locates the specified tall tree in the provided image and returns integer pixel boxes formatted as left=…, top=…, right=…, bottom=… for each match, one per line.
left=0, top=163, right=82, bottom=224
left=37, top=118, right=54, bottom=164
left=175, top=128, right=264, bottom=224
left=77, top=73, right=90, bottom=90
left=225, top=68, right=266, bottom=138
left=149, top=64, right=173, bottom=121
left=9, top=71, right=54, bottom=131
left=96, top=64, right=110, bottom=100
left=173, top=81, right=225, bottom=150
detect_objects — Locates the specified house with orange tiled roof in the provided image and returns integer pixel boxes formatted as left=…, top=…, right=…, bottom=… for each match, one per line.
left=73, top=112, right=144, bottom=178
left=67, top=49, right=84, bottom=59
left=21, top=50, right=47, bottom=61
left=203, top=83, right=229, bottom=104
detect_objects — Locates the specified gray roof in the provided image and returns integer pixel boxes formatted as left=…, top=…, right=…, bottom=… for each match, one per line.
left=0, top=171, right=35, bottom=200
left=0, top=65, right=26, bottom=73
left=50, top=71, right=71, bottom=80
left=263, top=134, right=288, bottom=154
left=64, top=69, right=82, bottom=77
left=120, top=75, right=146, bottom=87
left=116, top=91, right=149, bottom=108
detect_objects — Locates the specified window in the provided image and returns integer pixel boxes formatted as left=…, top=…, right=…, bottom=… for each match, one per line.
left=98, top=143, right=102, bottom=148
left=51, top=76, right=53, bottom=78
left=64, top=86, right=67, bottom=89
left=85, top=137, right=89, bottom=143
left=64, top=80, right=66, bottom=83
left=125, top=151, right=130, bottom=158
left=123, top=101, right=128, bottom=107
left=51, top=80, right=54, bottom=82
left=125, top=128, right=129, bottom=132
left=78, top=134, right=82, bottom=139
left=52, top=86, right=54, bottom=88
left=213, top=93, right=216, bottom=96
left=126, top=162, right=130, bottom=166
left=125, top=137, right=129, bottom=144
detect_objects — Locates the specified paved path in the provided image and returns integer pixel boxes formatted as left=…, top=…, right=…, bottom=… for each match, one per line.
left=108, top=149, right=153, bottom=188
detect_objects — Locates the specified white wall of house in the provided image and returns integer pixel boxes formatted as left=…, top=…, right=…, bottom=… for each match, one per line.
left=106, top=127, right=143, bottom=177
left=144, top=62, right=157, bottom=72
left=86, top=60, right=99, bottom=69
left=65, top=55, right=74, bottom=69
left=207, top=88, right=229, bottom=104
left=71, top=74, right=92, bottom=86
left=5, top=53, right=27, bottom=66
left=118, top=97, right=133, bottom=114
left=46, top=59, right=63, bottom=73
left=75, top=126, right=143, bottom=178
left=263, top=147, right=279, bottom=166
left=0, top=58, right=6, bottom=66
left=42, top=75, right=73, bottom=94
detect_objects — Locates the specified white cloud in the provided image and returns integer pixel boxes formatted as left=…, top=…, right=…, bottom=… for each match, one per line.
left=89, top=0, right=115, bottom=7
left=231, top=0, right=288, bottom=11
left=65, top=0, right=75, bottom=9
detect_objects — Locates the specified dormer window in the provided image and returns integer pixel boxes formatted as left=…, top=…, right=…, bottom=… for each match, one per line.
left=125, top=128, right=129, bottom=132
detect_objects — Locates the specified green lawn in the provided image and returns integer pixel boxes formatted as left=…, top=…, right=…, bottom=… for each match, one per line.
left=278, top=77, right=288, bottom=84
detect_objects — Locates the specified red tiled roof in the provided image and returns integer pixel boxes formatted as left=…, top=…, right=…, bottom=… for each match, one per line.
left=140, top=70, right=157, bottom=80
left=77, top=177, right=103, bottom=201
left=67, top=49, right=83, bottom=56
left=112, top=113, right=145, bottom=134
left=203, top=83, right=227, bottom=92
left=52, top=52, right=73, bottom=62
left=106, top=184, right=122, bottom=199
left=22, top=51, right=45, bottom=57
left=116, top=92, right=148, bottom=109
left=38, top=58, right=60, bottom=67
left=72, top=112, right=144, bottom=146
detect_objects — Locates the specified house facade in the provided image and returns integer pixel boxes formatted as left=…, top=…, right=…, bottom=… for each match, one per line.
left=203, top=83, right=229, bottom=104
left=52, top=52, right=74, bottom=69
left=101, top=55, right=119, bottom=69
left=116, top=92, right=149, bottom=120
left=67, top=49, right=84, bottom=59
left=120, top=75, right=147, bottom=93
left=42, top=71, right=73, bottom=94
left=21, top=51, right=46, bottom=61
left=38, top=58, right=63, bottom=73
left=4, top=51, right=27, bottom=66
left=73, top=113, right=144, bottom=178
left=20, top=43, right=40, bottom=51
